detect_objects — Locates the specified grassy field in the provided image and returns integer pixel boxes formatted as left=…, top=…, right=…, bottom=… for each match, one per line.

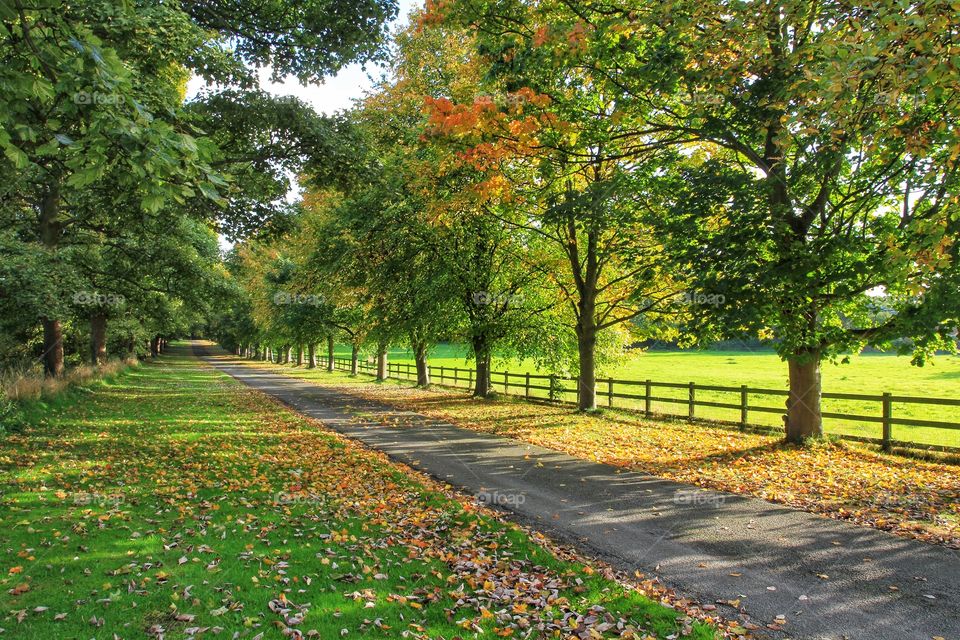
left=332, top=343, right=960, bottom=448
left=249, top=355, right=960, bottom=549
left=0, top=345, right=720, bottom=639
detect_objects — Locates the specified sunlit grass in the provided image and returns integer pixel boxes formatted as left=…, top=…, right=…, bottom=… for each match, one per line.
left=0, top=347, right=719, bottom=639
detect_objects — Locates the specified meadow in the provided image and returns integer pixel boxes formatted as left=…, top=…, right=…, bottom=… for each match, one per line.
left=335, top=344, right=960, bottom=448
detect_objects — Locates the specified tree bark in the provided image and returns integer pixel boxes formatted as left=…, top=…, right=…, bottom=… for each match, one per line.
left=350, top=343, right=359, bottom=375
left=413, top=339, right=430, bottom=386
left=786, top=355, right=823, bottom=443
left=42, top=318, right=64, bottom=377
left=296, top=344, right=303, bottom=366
left=472, top=336, right=492, bottom=397
left=281, top=345, right=290, bottom=364
left=90, top=312, right=107, bottom=366
left=307, top=343, right=316, bottom=368
left=570, top=221, right=600, bottom=411
left=326, top=335, right=335, bottom=372
left=376, top=344, right=388, bottom=381
left=575, top=314, right=598, bottom=411
left=150, top=336, right=160, bottom=357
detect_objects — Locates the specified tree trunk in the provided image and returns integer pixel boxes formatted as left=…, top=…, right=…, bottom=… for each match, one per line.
left=42, top=318, right=64, bottom=377
left=350, top=343, right=359, bottom=375
left=281, top=345, right=289, bottom=364
left=786, top=355, right=823, bottom=443
left=575, top=315, right=598, bottom=411
left=296, top=344, right=303, bottom=366
left=326, top=335, right=335, bottom=372
left=472, top=336, right=492, bottom=397
left=150, top=336, right=160, bottom=357
left=307, top=343, right=316, bottom=368
left=413, top=339, right=430, bottom=386
left=90, top=312, right=107, bottom=366
left=376, top=344, right=388, bottom=381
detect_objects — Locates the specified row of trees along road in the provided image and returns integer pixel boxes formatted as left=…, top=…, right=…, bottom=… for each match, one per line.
left=0, top=0, right=398, bottom=375
left=214, top=0, right=960, bottom=444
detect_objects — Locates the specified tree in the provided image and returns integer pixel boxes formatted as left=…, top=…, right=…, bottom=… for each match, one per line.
left=0, top=0, right=397, bottom=375
left=422, top=1, right=682, bottom=409
left=356, top=15, right=561, bottom=396
left=535, top=0, right=960, bottom=439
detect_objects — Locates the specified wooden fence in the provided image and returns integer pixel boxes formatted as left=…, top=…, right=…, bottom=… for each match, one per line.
left=329, top=357, right=960, bottom=452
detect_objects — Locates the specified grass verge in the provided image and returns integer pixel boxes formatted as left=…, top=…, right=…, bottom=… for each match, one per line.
left=0, top=346, right=724, bottom=639
left=1, top=359, right=137, bottom=434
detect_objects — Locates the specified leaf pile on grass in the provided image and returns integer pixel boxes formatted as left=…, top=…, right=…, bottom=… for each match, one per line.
left=0, top=353, right=725, bottom=639
left=295, top=375, right=960, bottom=549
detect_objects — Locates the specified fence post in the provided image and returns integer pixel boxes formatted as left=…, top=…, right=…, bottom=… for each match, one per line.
left=644, top=380, right=651, bottom=416
left=454, top=366, right=459, bottom=387
left=608, top=379, right=614, bottom=407
left=468, top=367, right=473, bottom=392
left=882, top=392, right=893, bottom=452
left=525, top=372, right=530, bottom=398
left=688, top=382, right=696, bottom=419
left=549, top=374, right=558, bottom=401
left=740, top=385, right=748, bottom=429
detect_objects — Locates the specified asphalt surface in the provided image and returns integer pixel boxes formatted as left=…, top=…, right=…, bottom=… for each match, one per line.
left=195, top=343, right=960, bottom=640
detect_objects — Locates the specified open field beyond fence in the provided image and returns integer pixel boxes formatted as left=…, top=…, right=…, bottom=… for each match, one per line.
left=331, top=345, right=960, bottom=450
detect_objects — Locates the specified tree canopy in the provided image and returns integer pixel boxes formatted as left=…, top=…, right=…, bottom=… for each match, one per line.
left=3, top=0, right=958, bottom=445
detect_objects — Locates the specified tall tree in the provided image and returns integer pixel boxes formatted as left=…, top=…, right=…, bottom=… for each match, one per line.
left=531, top=0, right=960, bottom=439
left=1, top=0, right=397, bottom=374
left=422, top=1, right=682, bottom=409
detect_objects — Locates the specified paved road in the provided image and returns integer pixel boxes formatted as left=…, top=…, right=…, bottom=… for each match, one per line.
left=196, top=344, right=959, bottom=640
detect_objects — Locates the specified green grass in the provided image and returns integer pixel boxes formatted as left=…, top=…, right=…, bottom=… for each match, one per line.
left=0, top=345, right=718, bottom=639
left=331, top=343, right=960, bottom=448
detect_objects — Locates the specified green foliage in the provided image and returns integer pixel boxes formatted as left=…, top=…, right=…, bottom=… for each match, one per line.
left=0, top=0, right=398, bottom=373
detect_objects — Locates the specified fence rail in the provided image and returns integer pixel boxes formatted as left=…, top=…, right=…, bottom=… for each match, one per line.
left=326, top=357, right=960, bottom=452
